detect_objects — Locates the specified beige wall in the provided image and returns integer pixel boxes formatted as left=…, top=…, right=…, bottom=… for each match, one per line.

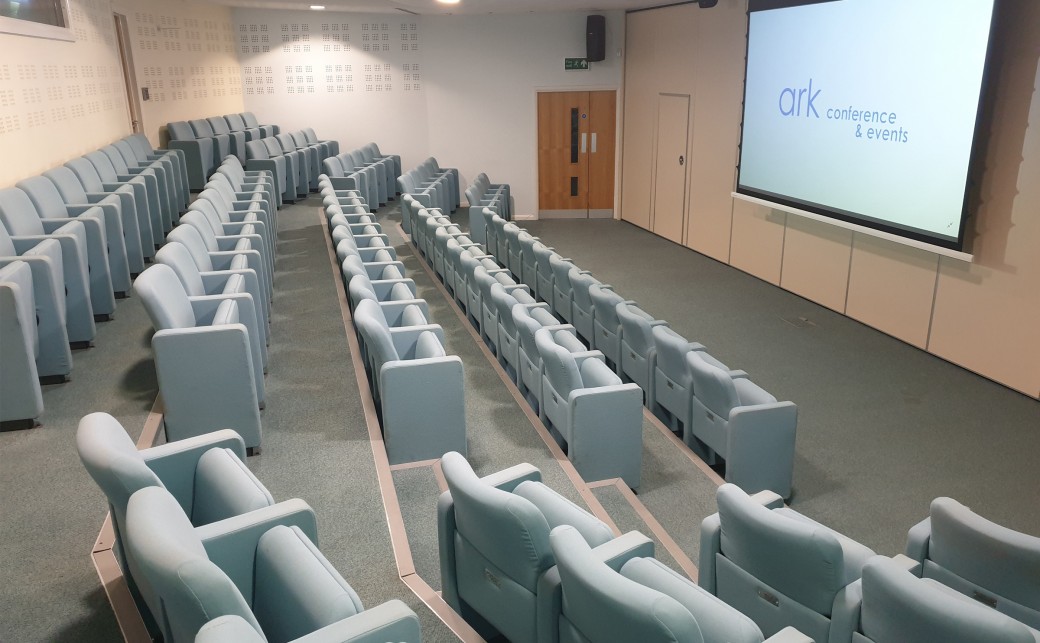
left=0, top=0, right=244, bottom=188
left=621, top=1, right=1040, bottom=398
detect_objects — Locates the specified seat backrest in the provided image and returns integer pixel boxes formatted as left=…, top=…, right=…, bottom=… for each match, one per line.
left=16, top=175, right=70, bottom=219
left=262, top=137, right=285, bottom=156
left=289, top=131, right=308, bottom=148
left=441, top=452, right=554, bottom=593
left=353, top=299, right=400, bottom=366
left=155, top=242, right=206, bottom=297
left=244, top=140, right=270, bottom=161
left=549, top=255, right=576, bottom=290
left=224, top=113, right=247, bottom=131
left=533, top=243, right=556, bottom=274
left=859, top=556, right=1034, bottom=643
left=322, top=156, right=344, bottom=177
left=113, top=139, right=143, bottom=164
left=0, top=223, right=19, bottom=255
left=166, top=225, right=216, bottom=272
left=490, top=283, right=521, bottom=337
left=513, top=306, right=545, bottom=359
left=64, top=157, right=106, bottom=192
left=126, top=486, right=262, bottom=643
left=551, top=526, right=705, bottom=643
left=653, top=326, right=693, bottom=388
left=589, top=284, right=624, bottom=328
left=76, top=412, right=163, bottom=528
left=687, top=351, right=738, bottom=417
left=569, top=269, right=598, bottom=311
left=241, top=112, right=261, bottom=128
left=303, top=128, right=319, bottom=144
left=926, top=497, right=1040, bottom=613
left=190, top=119, right=216, bottom=138
left=536, top=328, right=584, bottom=398
left=42, top=166, right=90, bottom=204
left=206, top=117, right=232, bottom=136
left=276, top=133, right=298, bottom=151
left=0, top=188, right=45, bottom=236
left=84, top=150, right=121, bottom=182
left=616, top=303, right=656, bottom=355
left=167, top=121, right=197, bottom=141
left=717, top=484, right=846, bottom=616
left=133, top=264, right=196, bottom=331
left=127, top=133, right=157, bottom=158
left=102, top=145, right=132, bottom=174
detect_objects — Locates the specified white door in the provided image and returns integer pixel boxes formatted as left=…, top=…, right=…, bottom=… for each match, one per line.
left=650, top=94, right=690, bottom=244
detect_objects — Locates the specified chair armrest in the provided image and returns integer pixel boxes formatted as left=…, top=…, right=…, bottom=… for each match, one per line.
left=765, top=627, right=815, bottom=643
left=197, top=499, right=318, bottom=605
left=388, top=324, right=446, bottom=357
left=749, top=489, right=786, bottom=510
left=141, top=430, right=247, bottom=511
left=891, top=553, right=922, bottom=573
left=592, top=530, right=655, bottom=572
left=699, top=512, right=722, bottom=594
left=904, top=517, right=931, bottom=570
left=292, top=600, right=422, bottom=643
left=727, top=402, right=798, bottom=498
left=480, top=462, right=542, bottom=492
left=649, top=320, right=668, bottom=328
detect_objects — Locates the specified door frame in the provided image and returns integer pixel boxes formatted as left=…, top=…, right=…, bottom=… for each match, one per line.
left=532, top=85, right=621, bottom=221
left=113, top=12, right=144, bottom=134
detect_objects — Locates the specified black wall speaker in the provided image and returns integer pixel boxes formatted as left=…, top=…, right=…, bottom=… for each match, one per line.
left=698, top=0, right=719, bottom=7
left=586, top=15, right=606, bottom=62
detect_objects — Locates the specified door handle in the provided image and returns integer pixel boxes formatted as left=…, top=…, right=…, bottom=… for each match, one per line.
left=679, top=155, right=685, bottom=166
left=581, top=133, right=588, bottom=154
left=591, top=133, right=598, bottom=154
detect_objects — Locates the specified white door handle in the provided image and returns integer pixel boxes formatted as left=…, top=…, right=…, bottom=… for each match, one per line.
left=591, top=133, right=598, bottom=153
left=581, top=133, right=587, bottom=154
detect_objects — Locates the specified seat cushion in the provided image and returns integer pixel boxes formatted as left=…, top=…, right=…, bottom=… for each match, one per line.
left=621, top=557, right=764, bottom=643
left=733, top=377, right=776, bottom=408
left=414, top=330, right=445, bottom=359
left=254, top=525, right=364, bottom=643
left=192, top=447, right=275, bottom=525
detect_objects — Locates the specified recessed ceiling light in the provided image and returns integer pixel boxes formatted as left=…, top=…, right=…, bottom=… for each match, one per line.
left=310, top=4, right=325, bottom=9
left=436, top=0, right=460, bottom=4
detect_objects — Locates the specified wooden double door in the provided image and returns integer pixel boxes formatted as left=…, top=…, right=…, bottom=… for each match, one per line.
left=537, top=91, right=616, bottom=218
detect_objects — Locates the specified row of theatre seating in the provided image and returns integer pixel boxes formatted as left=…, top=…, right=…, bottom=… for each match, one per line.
left=320, top=169, right=467, bottom=465
left=77, top=412, right=422, bottom=643
left=320, top=143, right=401, bottom=210
left=0, top=134, right=190, bottom=429
left=131, top=156, right=279, bottom=454
left=438, top=449, right=1040, bottom=643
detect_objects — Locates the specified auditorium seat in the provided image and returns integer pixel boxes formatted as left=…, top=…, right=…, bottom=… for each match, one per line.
left=616, top=302, right=667, bottom=403
left=568, top=268, right=603, bottom=347
left=490, top=282, right=552, bottom=383
left=0, top=226, right=74, bottom=374
left=241, top=111, right=278, bottom=137
left=437, top=451, right=615, bottom=643
left=535, top=327, right=643, bottom=488
left=0, top=261, right=43, bottom=429
left=353, top=298, right=466, bottom=464
left=686, top=351, right=797, bottom=497
left=77, top=412, right=277, bottom=636
left=589, top=284, right=629, bottom=371
left=166, top=222, right=271, bottom=310
left=904, top=496, right=1040, bottom=630
left=180, top=206, right=273, bottom=296
left=245, top=139, right=292, bottom=205
left=651, top=325, right=726, bottom=434
left=134, top=264, right=264, bottom=451
left=0, top=186, right=115, bottom=319
left=223, top=112, right=262, bottom=141
left=110, top=139, right=184, bottom=219
left=64, top=156, right=157, bottom=255
left=549, top=525, right=809, bottom=643
left=513, top=303, right=576, bottom=411
left=79, top=151, right=166, bottom=248
left=167, top=121, right=217, bottom=191
left=205, top=116, right=246, bottom=163
left=699, top=484, right=875, bottom=642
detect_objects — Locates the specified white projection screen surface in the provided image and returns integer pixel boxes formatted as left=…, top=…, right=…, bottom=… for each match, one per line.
left=735, top=0, right=996, bottom=252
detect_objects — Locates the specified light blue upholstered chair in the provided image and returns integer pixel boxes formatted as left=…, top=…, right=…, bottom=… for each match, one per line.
left=0, top=223, right=77, bottom=369
left=77, top=412, right=278, bottom=638
left=588, top=284, right=629, bottom=371
left=518, top=230, right=540, bottom=292
left=441, top=233, right=481, bottom=299
left=180, top=207, right=273, bottom=298
left=490, top=213, right=509, bottom=263
left=43, top=166, right=145, bottom=276
left=241, top=111, right=278, bottom=137
left=224, top=112, right=262, bottom=142
left=187, top=118, right=231, bottom=169
left=166, top=222, right=271, bottom=309
left=473, top=265, right=530, bottom=351
left=64, top=155, right=157, bottom=254
left=437, top=451, right=615, bottom=643
left=167, top=120, right=216, bottom=190
left=127, top=486, right=408, bottom=643
left=0, top=187, right=114, bottom=321
left=246, top=139, right=294, bottom=205
left=125, top=133, right=190, bottom=212
left=195, top=186, right=274, bottom=259
left=353, top=299, right=466, bottom=464
left=651, top=325, right=728, bottom=433
left=75, top=152, right=165, bottom=249
left=195, top=609, right=421, bottom=643
left=491, top=281, right=551, bottom=381
left=266, top=137, right=309, bottom=199
left=687, top=351, right=797, bottom=497
left=110, top=139, right=183, bottom=221
left=532, top=242, right=559, bottom=308
left=134, top=264, right=264, bottom=451
left=219, top=156, right=279, bottom=212
left=206, top=116, right=247, bottom=163
left=550, top=525, right=810, bottom=643
left=459, top=248, right=509, bottom=327
left=362, top=142, right=399, bottom=182
left=699, top=484, right=875, bottom=643
left=848, top=555, right=1038, bottom=643
left=567, top=268, right=603, bottom=346
left=347, top=274, right=428, bottom=331
left=340, top=256, right=413, bottom=308
left=206, top=172, right=275, bottom=236
left=503, top=222, right=524, bottom=279
left=280, top=133, right=321, bottom=192
left=513, top=304, right=575, bottom=411
left=535, top=328, right=643, bottom=488
left=904, top=497, right=1040, bottom=629
left=615, top=302, right=667, bottom=404
left=549, top=255, right=585, bottom=324
left=0, top=261, right=43, bottom=429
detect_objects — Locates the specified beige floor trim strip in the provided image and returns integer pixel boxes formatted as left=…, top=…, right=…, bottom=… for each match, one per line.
left=432, top=458, right=449, bottom=494
left=399, top=223, right=622, bottom=537
left=643, top=409, right=726, bottom=487
left=389, top=458, right=442, bottom=472
left=599, top=478, right=701, bottom=583
left=323, top=213, right=484, bottom=642
left=90, top=394, right=165, bottom=643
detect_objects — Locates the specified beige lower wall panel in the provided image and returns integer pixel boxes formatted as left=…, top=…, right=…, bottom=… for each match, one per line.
left=845, top=235, right=939, bottom=349
left=728, top=199, right=785, bottom=285
left=619, top=10, right=656, bottom=229
left=779, top=215, right=853, bottom=313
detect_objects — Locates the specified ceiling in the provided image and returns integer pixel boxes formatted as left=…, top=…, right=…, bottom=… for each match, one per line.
left=209, top=0, right=679, bottom=15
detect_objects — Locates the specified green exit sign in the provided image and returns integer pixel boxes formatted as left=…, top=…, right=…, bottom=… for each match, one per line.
left=565, top=57, right=589, bottom=71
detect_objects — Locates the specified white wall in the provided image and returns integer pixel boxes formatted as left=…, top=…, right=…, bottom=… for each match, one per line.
left=621, top=1, right=1040, bottom=398
left=233, top=9, right=624, bottom=216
